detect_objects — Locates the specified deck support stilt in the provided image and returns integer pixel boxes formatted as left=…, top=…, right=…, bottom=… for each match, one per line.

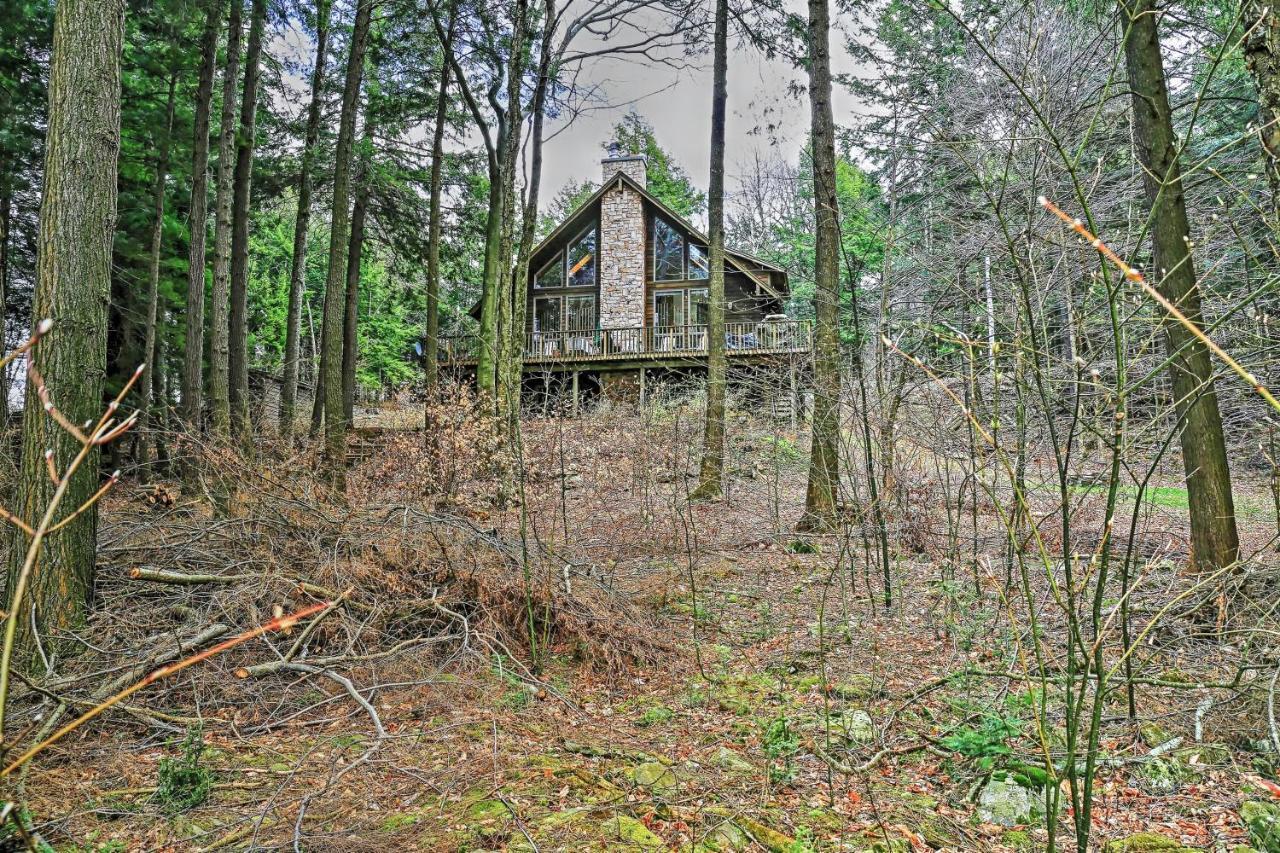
left=789, top=360, right=798, bottom=433
left=639, top=367, right=646, bottom=408
left=572, top=371, right=580, bottom=417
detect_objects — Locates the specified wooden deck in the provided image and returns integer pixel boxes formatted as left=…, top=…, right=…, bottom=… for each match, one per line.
left=439, top=320, right=812, bottom=369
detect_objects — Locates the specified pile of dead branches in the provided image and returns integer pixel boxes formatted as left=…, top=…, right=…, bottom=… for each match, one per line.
left=2, top=429, right=673, bottom=786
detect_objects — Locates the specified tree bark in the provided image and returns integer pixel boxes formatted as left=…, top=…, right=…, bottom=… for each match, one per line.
left=342, top=114, right=374, bottom=424
left=320, top=0, right=373, bottom=481
left=505, top=0, right=555, bottom=436
left=181, top=0, right=222, bottom=431
left=423, top=16, right=454, bottom=402
left=138, top=72, right=177, bottom=473
left=5, top=0, right=123, bottom=656
left=1120, top=0, right=1239, bottom=571
left=281, top=0, right=331, bottom=440
left=692, top=0, right=729, bottom=501
left=495, top=1, right=530, bottom=427
left=1245, top=0, right=1280, bottom=224
left=799, top=0, right=842, bottom=531
left=228, top=0, right=267, bottom=445
left=0, top=189, right=9, bottom=428
left=209, top=0, right=243, bottom=438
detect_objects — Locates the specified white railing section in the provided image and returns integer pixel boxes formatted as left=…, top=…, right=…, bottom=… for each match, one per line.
left=440, top=319, right=813, bottom=365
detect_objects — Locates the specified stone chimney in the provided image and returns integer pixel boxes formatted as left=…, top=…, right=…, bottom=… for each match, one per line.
left=598, top=153, right=647, bottom=329
left=601, top=152, right=648, bottom=189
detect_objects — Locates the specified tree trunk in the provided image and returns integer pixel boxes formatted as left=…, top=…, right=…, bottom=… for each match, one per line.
left=476, top=159, right=504, bottom=403
left=692, top=0, right=729, bottom=501
left=228, top=0, right=267, bottom=445
left=209, top=0, right=243, bottom=439
left=1120, top=0, right=1239, bottom=571
left=504, top=0, right=555, bottom=425
left=152, top=314, right=171, bottom=471
left=799, top=0, right=842, bottom=531
left=496, top=3, right=531, bottom=427
left=281, top=0, right=331, bottom=440
left=181, top=0, right=222, bottom=431
left=0, top=189, right=9, bottom=428
left=320, top=0, right=373, bottom=481
left=5, top=0, right=123, bottom=657
left=1245, top=0, right=1280, bottom=224
left=423, top=17, right=453, bottom=402
left=138, top=73, right=178, bottom=473
left=342, top=115, right=374, bottom=424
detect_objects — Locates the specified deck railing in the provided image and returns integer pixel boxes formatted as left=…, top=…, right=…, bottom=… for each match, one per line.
left=439, top=319, right=812, bottom=366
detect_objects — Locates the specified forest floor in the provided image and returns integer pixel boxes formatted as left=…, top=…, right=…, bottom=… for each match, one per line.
left=11, top=397, right=1280, bottom=852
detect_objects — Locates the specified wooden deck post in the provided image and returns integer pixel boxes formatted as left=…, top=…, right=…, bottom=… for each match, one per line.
left=789, top=360, right=798, bottom=432
left=572, top=371, right=580, bottom=417
left=639, top=367, right=646, bottom=408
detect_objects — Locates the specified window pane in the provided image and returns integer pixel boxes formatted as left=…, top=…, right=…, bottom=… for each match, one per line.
left=567, top=226, right=597, bottom=288
left=534, top=297, right=562, bottom=332
left=653, top=217, right=684, bottom=281
left=654, top=292, right=684, bottom=327
left=688, top=245, right=709, bottom=280
left=567, top=295, right=596, bottom=331
left=689, top=289, right=709, bottom=325
left=535, top=253, right=564, bottom=289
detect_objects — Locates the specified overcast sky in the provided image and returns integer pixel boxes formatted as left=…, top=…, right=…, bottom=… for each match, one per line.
left=538, top=12, right=868, bottom=208
left=271, top=5, right=870, bottom=215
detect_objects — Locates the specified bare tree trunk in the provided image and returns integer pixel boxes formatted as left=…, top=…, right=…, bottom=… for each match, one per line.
left=799, top=0, right=842, bottom=531
left=1245, top=0, right=1280, bottom=224
left=342, top=114, right=374, bottom=425
left=281, top=0, right=331, bottom=440
left=152, top=314, right=171, bottom=471
left=138, top=73, right=177, bottom=473
left=494, top=0, right=529, bottom=423
left=209, top=0, right=243, bottom=439
left=423, top=15, right=454, bottom=402
left=228, top=0, right=267, bottom=445
left=1120, top=0, right=1240, bottom=572
left=181, top=0, right=222, bottom=431
left=5, top=0, right=123, bottom=656
left=0, top=189, right=9, bottom=428
left=506, top=0, right=554, bottom=430
left=692, top=0, right=729, bottom=501
left=320, top=0, right=373, bottom=481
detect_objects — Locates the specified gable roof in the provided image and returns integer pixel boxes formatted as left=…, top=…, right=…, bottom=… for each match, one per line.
left=535, top=171, right=787, bottom=300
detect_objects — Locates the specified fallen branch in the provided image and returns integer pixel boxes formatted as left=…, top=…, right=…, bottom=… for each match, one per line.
left=128, top=567, right=256, bottom=585
left=1, top=603, right=329, bottom=777
left=806, top=737, right=947, bottom=774
left=100, top=780, right=266, bottom=797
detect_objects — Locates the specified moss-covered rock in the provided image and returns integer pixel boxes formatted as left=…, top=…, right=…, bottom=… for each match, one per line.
left=1102, top=831, right=1199, bottom=852
left=600, top=815, right=665, bottom=849
left=730, top=815, right=795, bottom=852
left=705, top=819, right=750, bottom=851
left=1140, top=756, right=1198, bottom=792
left=1173, top=743, right=1231, bottom=767
left=1242, top=800, right=1280, bottom=853
left=1003, top=829, right=1032, bottom=850
left=829, top=675, right=879, bottom=701
left=713, top=745, right=755, bottom=774
left=1139, top=722, right=1176, bottom=749
left=977, top=776, right=1044, bottom=827
left=816, top=709, right=874, bottom=745
left=632, top=761, right=679, bottom=796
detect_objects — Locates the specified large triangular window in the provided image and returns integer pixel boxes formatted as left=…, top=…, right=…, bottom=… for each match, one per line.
left=653, top=216, right=684, bottom=282
left=566, top=226, right=597, bottom=288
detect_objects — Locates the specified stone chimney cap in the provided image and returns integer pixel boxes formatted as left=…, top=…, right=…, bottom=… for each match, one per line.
left=601, top=153, right=648, bottom=188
